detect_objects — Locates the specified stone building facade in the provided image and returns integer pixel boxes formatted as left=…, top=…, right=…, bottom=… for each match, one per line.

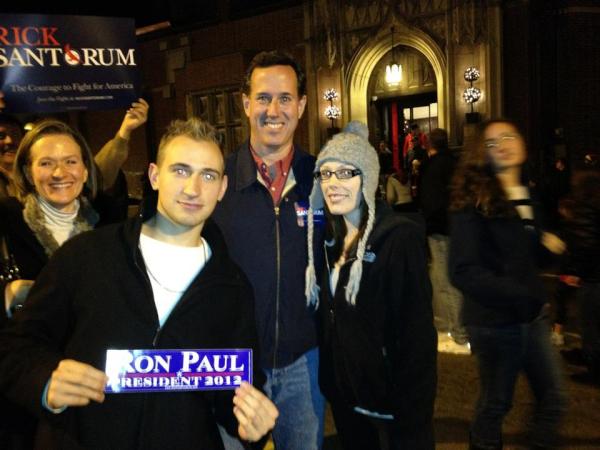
left=74, top=0, right=599, bottom=196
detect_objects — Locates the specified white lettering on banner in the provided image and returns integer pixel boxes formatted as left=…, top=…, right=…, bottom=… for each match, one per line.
left=181, top=352, right=245, bottom=373
left=115, top=352, right=246, bottom=375
left=0, top=47, right=136, bottom=68
left=105, top=349, right=252, bottom=393
left=119, top=353, right=172, bottom=373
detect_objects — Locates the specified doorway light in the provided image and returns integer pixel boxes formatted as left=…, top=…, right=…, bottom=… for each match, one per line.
left=385, top=27, right=402, bottom=87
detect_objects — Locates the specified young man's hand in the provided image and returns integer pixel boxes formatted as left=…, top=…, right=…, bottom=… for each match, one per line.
left=233, top=382, right=279, bottom=442
left=47, top=359, right=108, bottom=409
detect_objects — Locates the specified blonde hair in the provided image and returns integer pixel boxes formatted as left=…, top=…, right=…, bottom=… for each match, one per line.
left=156, top=117, right=222, bottom=168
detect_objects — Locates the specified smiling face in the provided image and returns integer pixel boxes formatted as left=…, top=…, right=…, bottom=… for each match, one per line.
left=484, top=122, right=527, bottom=172
left=242, top=65, right=307, bottom=157
left=319, top=160, right=363, bottom=224
left=149, top=135, right=227, bottom=235
left=26, top=134, right=88, bottom=212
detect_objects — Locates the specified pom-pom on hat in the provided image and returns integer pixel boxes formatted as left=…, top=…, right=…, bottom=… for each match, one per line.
left=305, top=121, right=380, bottom=307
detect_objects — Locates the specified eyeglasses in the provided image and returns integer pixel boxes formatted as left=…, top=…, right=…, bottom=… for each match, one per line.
left=314, top=168, right=362, bottom=181
left=484, top=134, right=518, bottom=149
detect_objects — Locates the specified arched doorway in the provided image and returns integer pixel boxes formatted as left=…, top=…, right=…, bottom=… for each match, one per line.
left=345, top=20, right=447, bottom=167
left=367, top=45, right=438, bottom=170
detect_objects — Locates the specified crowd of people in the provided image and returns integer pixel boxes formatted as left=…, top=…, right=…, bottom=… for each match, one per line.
left=0, top=49, right=598, bottom=450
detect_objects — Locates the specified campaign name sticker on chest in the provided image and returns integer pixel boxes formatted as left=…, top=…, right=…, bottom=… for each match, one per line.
left=105, top=349, right=252, bottom=393
left=294, top=200, right=325, bottom=227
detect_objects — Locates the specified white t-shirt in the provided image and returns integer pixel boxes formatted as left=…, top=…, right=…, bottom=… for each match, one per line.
left=505, top=185, right=533, bottom=220
left=139, top=234, right=211, bottom=326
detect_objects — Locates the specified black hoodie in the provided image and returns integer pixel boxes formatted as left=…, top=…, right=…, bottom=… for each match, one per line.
left=317, top=203, right=437, bottom=434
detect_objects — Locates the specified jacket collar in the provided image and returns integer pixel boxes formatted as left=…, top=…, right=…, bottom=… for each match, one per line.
left=22, top=194, right=97, bottom=257
left=234, top=140, right=315, bottom=197
left=324, top=201, right=425, bottom=264
left=125, top=196, right=236, bottom=281
left=120, top=202, right=241, bottom=330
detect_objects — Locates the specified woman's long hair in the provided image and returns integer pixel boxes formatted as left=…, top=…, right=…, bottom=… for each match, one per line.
left=325, top=198, right=369, bottom=263
left=449, top=119, right=525, bottom=217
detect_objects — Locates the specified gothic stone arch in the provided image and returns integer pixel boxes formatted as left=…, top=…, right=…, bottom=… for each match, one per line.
left=346, top=21, right=448, bottom=132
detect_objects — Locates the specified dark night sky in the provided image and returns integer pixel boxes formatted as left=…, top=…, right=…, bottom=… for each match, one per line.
left=1, top=0, right=301, bottom=29
left=3, top=2, right=178, bottom=28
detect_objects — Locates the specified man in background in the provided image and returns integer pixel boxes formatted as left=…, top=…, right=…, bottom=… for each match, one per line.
left=420, top=128, right=470, bottom=354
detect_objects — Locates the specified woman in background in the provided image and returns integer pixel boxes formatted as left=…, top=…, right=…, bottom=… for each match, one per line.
left=0, top=120, right=100, bottom=450
left=448, top=119, right=566, bottom=450
left=1, top=119, right=100, bottom=320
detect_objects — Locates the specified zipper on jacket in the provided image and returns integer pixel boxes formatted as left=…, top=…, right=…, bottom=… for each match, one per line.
left=273, top=205, right=281, bottom=369
left=325, top=246, right=334, bottom=325
left=133, top=250, right=160, bottom=330
left=152, top=326, right=162, bottom=347
left=132, top=245, right=164, bottom=348
left=149, top=275, right=222, bottom=348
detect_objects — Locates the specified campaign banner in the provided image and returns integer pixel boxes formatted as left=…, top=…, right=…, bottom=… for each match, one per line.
left=105, top=349, right=253, bottom=394
left=0, top=14, right=139, bottom=113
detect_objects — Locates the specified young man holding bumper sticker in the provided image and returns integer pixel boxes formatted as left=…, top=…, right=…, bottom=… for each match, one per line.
left=0, top=118, right=278, bottom=449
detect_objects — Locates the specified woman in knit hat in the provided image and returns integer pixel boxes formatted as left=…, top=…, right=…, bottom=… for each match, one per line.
left=305, top=121, right=437, bottom=449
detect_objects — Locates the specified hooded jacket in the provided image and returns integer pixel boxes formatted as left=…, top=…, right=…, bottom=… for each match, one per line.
left=318, top=204, right=437, bottom=432
left=0, top=203, right=263, bottom=450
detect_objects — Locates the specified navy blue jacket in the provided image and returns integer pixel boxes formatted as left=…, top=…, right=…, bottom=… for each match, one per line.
left=213, top=142, right=322, bottom=369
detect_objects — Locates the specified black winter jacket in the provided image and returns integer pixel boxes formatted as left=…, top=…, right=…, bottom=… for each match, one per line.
left=213, top=141, right=323, bottom=369
left=0, top=198, right=48, bottom=449
left=0, top=209, right=263, bottom=450
left=419, top=151, right=456, bottom=235
left=563, top=194, right=600, bottom=282
left=0, top=193, right=123, bottom=326
left=318, top=205, right=437, bottom=432
left=0, top=195, right=121, bottom=449
left=449, top=205, right=550, bottom=327
left=0, top=198, right=47, bottom=326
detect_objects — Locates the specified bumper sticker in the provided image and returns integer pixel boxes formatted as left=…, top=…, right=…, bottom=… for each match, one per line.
left=105, top=349, right=252, bottom=393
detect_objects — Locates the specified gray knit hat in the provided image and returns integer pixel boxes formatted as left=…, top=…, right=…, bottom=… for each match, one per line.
left=305, top=121, right=380, bottom=307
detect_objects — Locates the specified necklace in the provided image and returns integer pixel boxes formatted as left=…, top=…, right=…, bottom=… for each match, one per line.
left=143, top=238, right=208, bottom=294
left=145, top=265, right=186, bottom=293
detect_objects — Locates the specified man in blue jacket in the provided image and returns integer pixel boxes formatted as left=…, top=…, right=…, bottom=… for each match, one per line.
left=213, top=51, right=324, bottom=450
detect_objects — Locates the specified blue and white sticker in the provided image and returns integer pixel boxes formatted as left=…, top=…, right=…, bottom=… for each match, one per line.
left=363, top=251, right=376, bottom=263
left=105, top=349, right=252, bottom=393
left=295, top=200, right=325, bottom=227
